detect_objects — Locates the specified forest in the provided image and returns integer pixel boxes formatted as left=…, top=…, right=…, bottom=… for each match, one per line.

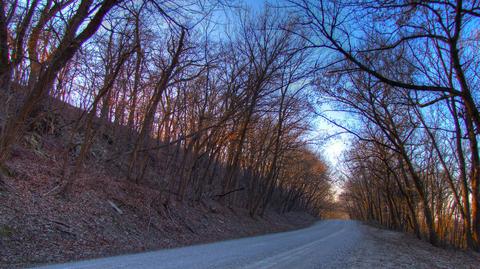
left=0, top=0, right=479, bottom=257
left=0, top=0, right=333, bottom=227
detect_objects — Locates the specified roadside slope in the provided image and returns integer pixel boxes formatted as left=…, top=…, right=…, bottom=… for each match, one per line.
left=0, top=141, right=315, bottom=268
left=0, top=98, right=319, bottom=268
left=345, top=223, right=480, bottom=269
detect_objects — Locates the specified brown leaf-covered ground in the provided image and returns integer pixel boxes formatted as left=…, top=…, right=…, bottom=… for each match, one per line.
left=343, top=224, right=480, bottom=268
left=0, top=141, right=315, bottom=269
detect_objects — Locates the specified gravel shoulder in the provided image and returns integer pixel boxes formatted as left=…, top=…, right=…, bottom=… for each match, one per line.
left=345, top=223, right=480, bottom=269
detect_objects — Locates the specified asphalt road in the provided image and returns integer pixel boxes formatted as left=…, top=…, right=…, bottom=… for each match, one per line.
left=33, top=220, right=363, bottom=269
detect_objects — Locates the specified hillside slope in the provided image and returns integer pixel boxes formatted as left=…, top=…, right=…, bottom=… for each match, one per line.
left=0, top=101, right=316, bottom=268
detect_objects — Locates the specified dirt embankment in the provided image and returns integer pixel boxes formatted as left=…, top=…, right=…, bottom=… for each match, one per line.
left=0, top=141, right=315, bottom=269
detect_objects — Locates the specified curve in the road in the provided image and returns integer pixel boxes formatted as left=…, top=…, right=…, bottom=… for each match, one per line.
left=32, top=219, right=363, bottom=269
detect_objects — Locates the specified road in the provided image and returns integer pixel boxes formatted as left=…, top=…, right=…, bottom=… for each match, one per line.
left=33, top=220, right=363, bottom=269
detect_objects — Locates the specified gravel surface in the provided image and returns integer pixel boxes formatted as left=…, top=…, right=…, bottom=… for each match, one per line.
left=31, top=220, right=480, bottom=269
left=346, top=223, right=480, bottom=269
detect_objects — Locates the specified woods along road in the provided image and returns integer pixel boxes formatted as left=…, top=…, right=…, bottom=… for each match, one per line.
left=32, top=220, right=479, bottom=269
